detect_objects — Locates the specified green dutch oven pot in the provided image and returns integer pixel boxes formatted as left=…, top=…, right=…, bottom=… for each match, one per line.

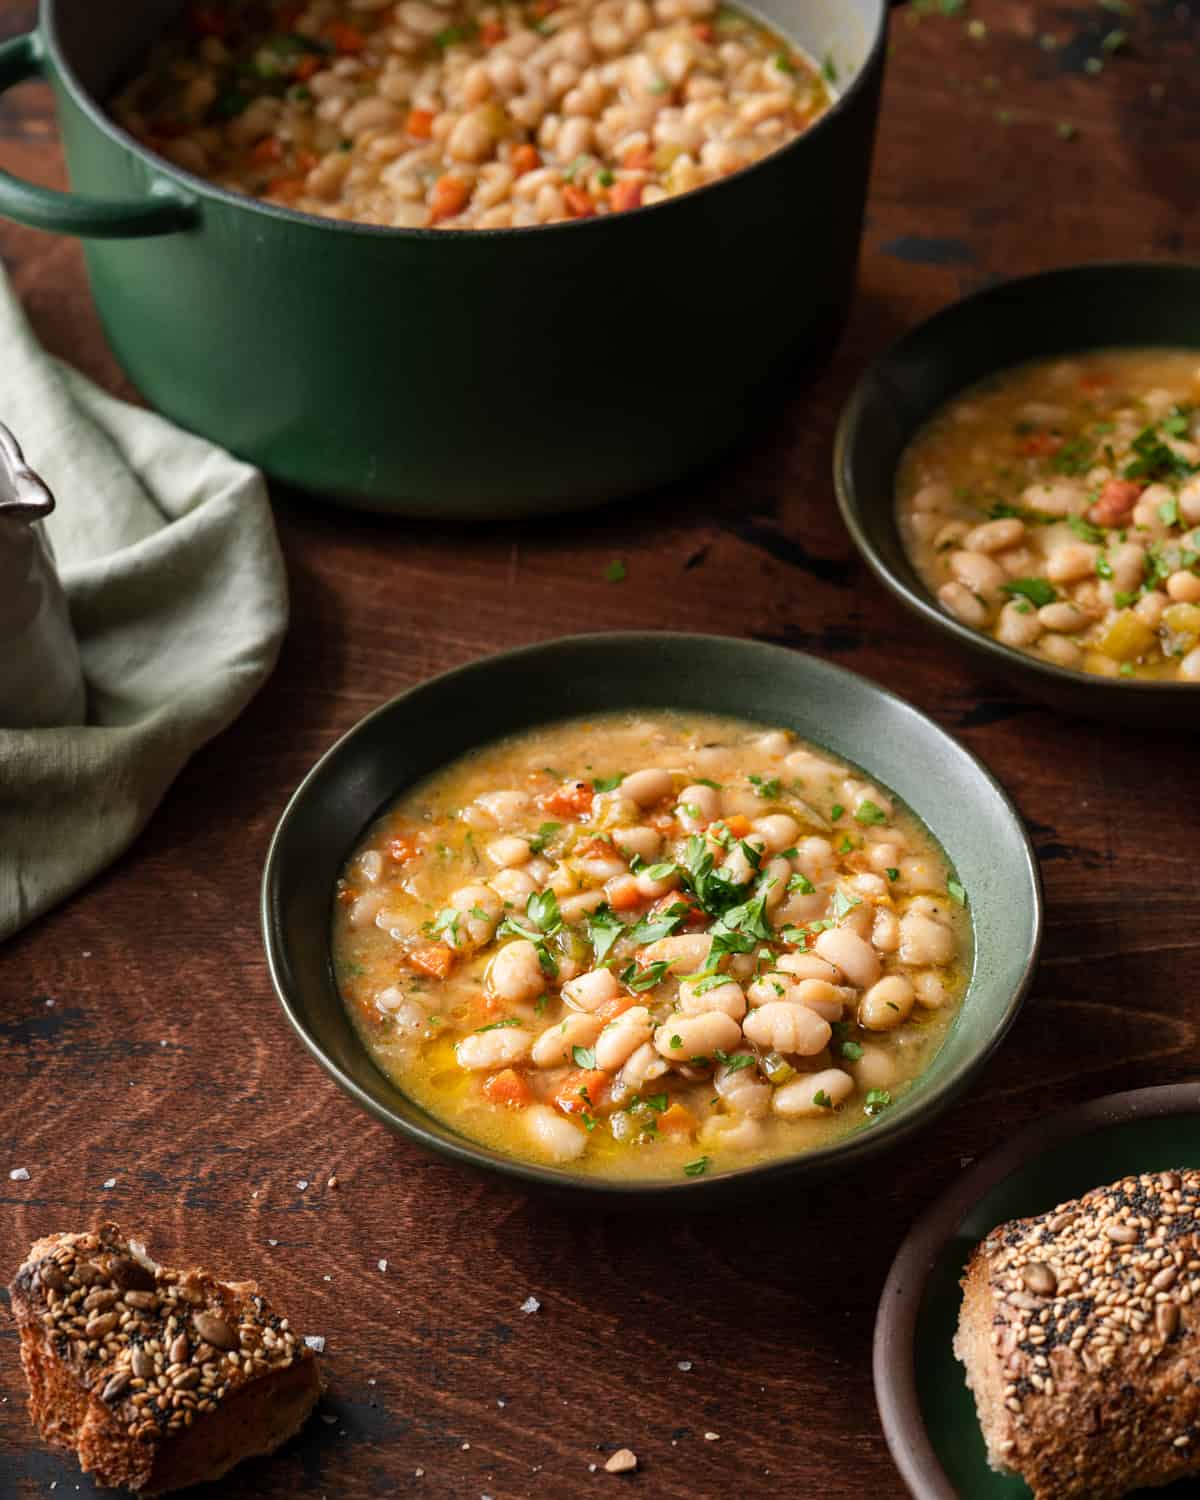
left=0, top=0, right=885, bottom=516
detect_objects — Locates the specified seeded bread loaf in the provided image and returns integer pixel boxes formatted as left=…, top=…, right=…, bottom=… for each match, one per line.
left=9, top=1222, right=320, bottom=1494
left=954, top=1169, right=1200, bottom=1500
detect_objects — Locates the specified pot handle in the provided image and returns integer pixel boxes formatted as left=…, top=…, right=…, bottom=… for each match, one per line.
left=0, top=32, right=196, bottom=238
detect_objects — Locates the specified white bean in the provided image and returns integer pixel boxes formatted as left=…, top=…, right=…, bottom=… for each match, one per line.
left=653, top=1010, right=742, bottom=1061
left=752, top=813, right=800, bottom=853
left=532, top=1011, right=604, bottom=1066
left=595, top=1005, right=653, bottom=1070
left=525, top=1104, right=587, bottom=1162
left=859, top=975, right=915, bottom=1030
left=619, top=1040, right=669, bottom=1089
left=898, top=910, right=955, bottom=967
left=640, top=932, right=712, bottom=974
left=772, top=1069, right=855, bottom=1118
left=488, top=940, right=546, bottom=1004
left=791, top=979, right=847, bottom=1023
left=456, top=1026, right=532, bottom=1070
left=677, top=979, right=746, bottom=1020
left=677, top=783, right=721, bottom=831
left=742, top=1001, right=830, bottom=1056
left=487, top=834, right=532, bottom=869
left=622, top=768, right=675, bottom=806
left=561, top=967, right=622, bottom=1012
left=813, top=928, right=881, bottom=989
left=777, top=952, right=840, bottom=983
left=611, top=825, right=662, bottom=861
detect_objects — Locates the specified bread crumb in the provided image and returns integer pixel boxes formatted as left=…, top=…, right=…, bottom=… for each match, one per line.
left=605, top=1449, right=638, bottom=1474
left=268, top=1239, right=279, bottom=1247
left=676, top=1360, right=692, bottom=1371
left=520, top=1296, right=540, bottom=1314
left=296, top=1180, right=309, bottom=1191
left=704, top=1432, right=720, bottom=1442
left=415, top=1469, right=424, bottom=1478
left=304, top=1336, right=326, bottom=1353
left=9, top=1167, right=29, bottom=1181
left=378, top=1259, right=388, bottom=1273
left=102, top=1178, right=117, bottom=1190
left=327, top=1175, right=339, bottom=1189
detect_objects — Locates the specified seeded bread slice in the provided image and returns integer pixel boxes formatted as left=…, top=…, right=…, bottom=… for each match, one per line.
left=954, top=1169, right=1200, bottom=1500
left=9, top=1223, right=320, bottom=1495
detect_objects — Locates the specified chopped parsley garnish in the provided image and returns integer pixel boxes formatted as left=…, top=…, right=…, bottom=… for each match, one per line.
left=625, top=909, right=684, bottom=946
left=830, top=803, right=845, bottom=821
left=527, top=889, right=561, bottom=933
left=592, top=773, right=625, bottom=792
left=812, top=1089, right=833, bottom=1109
left=830, top=888, right=861, bottom=921
left=885, top=867, right=900, bottom=882
left=621, top=960, right=671, bottom=992
left=864, top=1088, right=893, bottom=1116
left=1159, top=496, right=1181, bottom=527
left=714, top=1051, right=756, bottom=1072
left=1001, top=577, right=1057, bottom=608
left=641, top=861, right=678, bottom=882
left=429, top=907, right=459, bottom=939
left=1124, top=419, right=1197, bottom=482
left=669, top=1034, right=683, bottom=1049
left=476, top=1017, right=522, bottom=1032
left=1053, top=436, right=1093, bottom=475
left=787, top=872, right=816, bottom=895
left=947, top=879, right=967, bottom=906
left=695, top=777, right=723, bottom=789
left=1096, top=555, right=1114, bottom=580
left=572, top=1045, right=597, bottom=1069
left=587, top=903, right=625, bottom=964
left=528, top=821, right=561, bottom=854
left=773, top=51, right=796, bottom=73
left=596, top=168, right=614, bottom=187
left=840, top=1040, right=864, bottom=1061
left=691, top=972, right=733, bottom=996
left=837, top=835, right=855, bottom=854
left=683, top=1156, right=711, bottom=1177
left=603, top=559, right=627, bottom=583
left=853, top=800, right=888, bottom=826
left=749, top=774, right=782, bottom=800
left=1068, top=514, right=1104, bottom=544
left=434, top=22, right=477, bottom=47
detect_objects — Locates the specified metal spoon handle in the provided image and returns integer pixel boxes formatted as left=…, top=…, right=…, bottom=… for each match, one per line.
left=0, top=421, right=53, bottom=520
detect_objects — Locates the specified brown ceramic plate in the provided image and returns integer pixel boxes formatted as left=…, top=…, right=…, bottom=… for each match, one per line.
left=873, top=1083, right=1200, bottom=1498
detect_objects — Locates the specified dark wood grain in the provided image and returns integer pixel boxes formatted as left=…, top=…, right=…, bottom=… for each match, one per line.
left=3, top=2, right=1200, bottom=1495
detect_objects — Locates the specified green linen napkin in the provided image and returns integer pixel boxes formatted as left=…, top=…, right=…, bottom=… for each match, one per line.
left=0, top=276, right=288, bottom=940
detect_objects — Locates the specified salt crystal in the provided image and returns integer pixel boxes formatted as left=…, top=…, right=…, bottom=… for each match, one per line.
left=677, top=1360, right=692, bottom=1372
left=368, top=1379, right=377, bottom=1386
left=268, top=1239, right=278, bottom=1247
left=415, top=1469, right=424, bottom=1478
left=704, top=1431, right=720, bottom=1442
left=323, top=1275, right=332, bottom=1283
left=497, top=1399, right=505, bottom=1407
left=320, top=1413, right=337, bottom=1426
left=297, top=1179, right=309, bottom=1190
left=9, top=1167, right=29, bottom=1181
left=378, top=1259, right=388, bottom=1273
left=102, top=1178, right=117, bottom=1189
left=462, top=1442, right=470, bottom=1450
left=304, top=1335, right=325, bottom=1353
left=520, top=1296, right=540, bottom=1315
left=46, top=997, right=57, bottom=1005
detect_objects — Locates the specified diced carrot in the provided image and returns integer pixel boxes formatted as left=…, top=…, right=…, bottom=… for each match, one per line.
left=655, top=891, right=706, bottom=926
left=406, top=108, right=434, bottom=140
left=723, top=814, right=753, bottom=838
left=483, top=1068, right=532, bottom=1108
left=387, top=834, right=421, bottom=864
left=622, top=144, right=653, bottom=170
left=541, top=780, right=593, bottom=817
left=692, top=21, right=715, bottom=41
left=1019, top=431, right=1063, bottom=458
left=609, top=179, right=643, bottom=214
left=594, top=993, right=638, bottom=1023
left=328, top=20, right=367, bottom=53
left=408, top=943, right=455, bottom=980
left=554, top=1069, right=610, bottom=1116
left=429, top=175, right=471, bottom=224
left=252, top=136, right=283, bottom=165
left=480, top=20, right=508, bottom=46
left=266, top=177, right=306, bottom=201
left=511, top=143, right=541, bottom=176
left=658, top=1102, right=697, bottom=1136
left=563, top=185, right=596, bottom=219
left=293, top=54, right=323, bottom=82
left=189, top=6, right=228, bottom=37
left=576, top=836, right=615, bottom=859
left=607, top=875, right=643, bottom=911
left=1090, top=477, right=1143, bottom=527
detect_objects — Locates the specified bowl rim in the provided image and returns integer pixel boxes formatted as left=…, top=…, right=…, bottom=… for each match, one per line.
left=833, top=258, right=1200, bottom=699
left=261, top=629, right=1044, bottom=1199
left=872, top=1080, right=1200, bottom=1499
left=42, top=0, right=887, bottom=244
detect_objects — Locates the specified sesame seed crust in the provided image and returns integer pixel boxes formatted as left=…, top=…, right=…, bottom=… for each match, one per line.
left=955, top=1170, right=1200, bottom=1500
left=9, top=1223, right=320, bottom=1495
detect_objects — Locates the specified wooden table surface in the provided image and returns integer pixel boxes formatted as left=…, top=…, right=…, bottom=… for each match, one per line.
left=3, top=1, right=1200, bottom=1495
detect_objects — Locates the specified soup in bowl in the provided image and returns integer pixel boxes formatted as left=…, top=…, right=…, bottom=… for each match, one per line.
left=262, top=634, right=1041, bottom=1202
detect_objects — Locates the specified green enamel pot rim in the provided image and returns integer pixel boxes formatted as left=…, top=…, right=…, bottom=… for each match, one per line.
left=39, top=0, right=888, bottom=242
left=872, top=1081, right=1200, bottom=1499
left=260, top=630, right=1042, bottom=1202
left=833, top=259, right=1200, bottom=705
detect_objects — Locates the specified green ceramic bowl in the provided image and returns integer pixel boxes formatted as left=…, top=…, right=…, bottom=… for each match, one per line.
left=874, top=1083, right=1200, bottom=1498
left=835, top=262, right=1200, bottom=725
left=0, top=0, right=885, bottom=516
left=261, top=632, right=1042, bottom=1206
